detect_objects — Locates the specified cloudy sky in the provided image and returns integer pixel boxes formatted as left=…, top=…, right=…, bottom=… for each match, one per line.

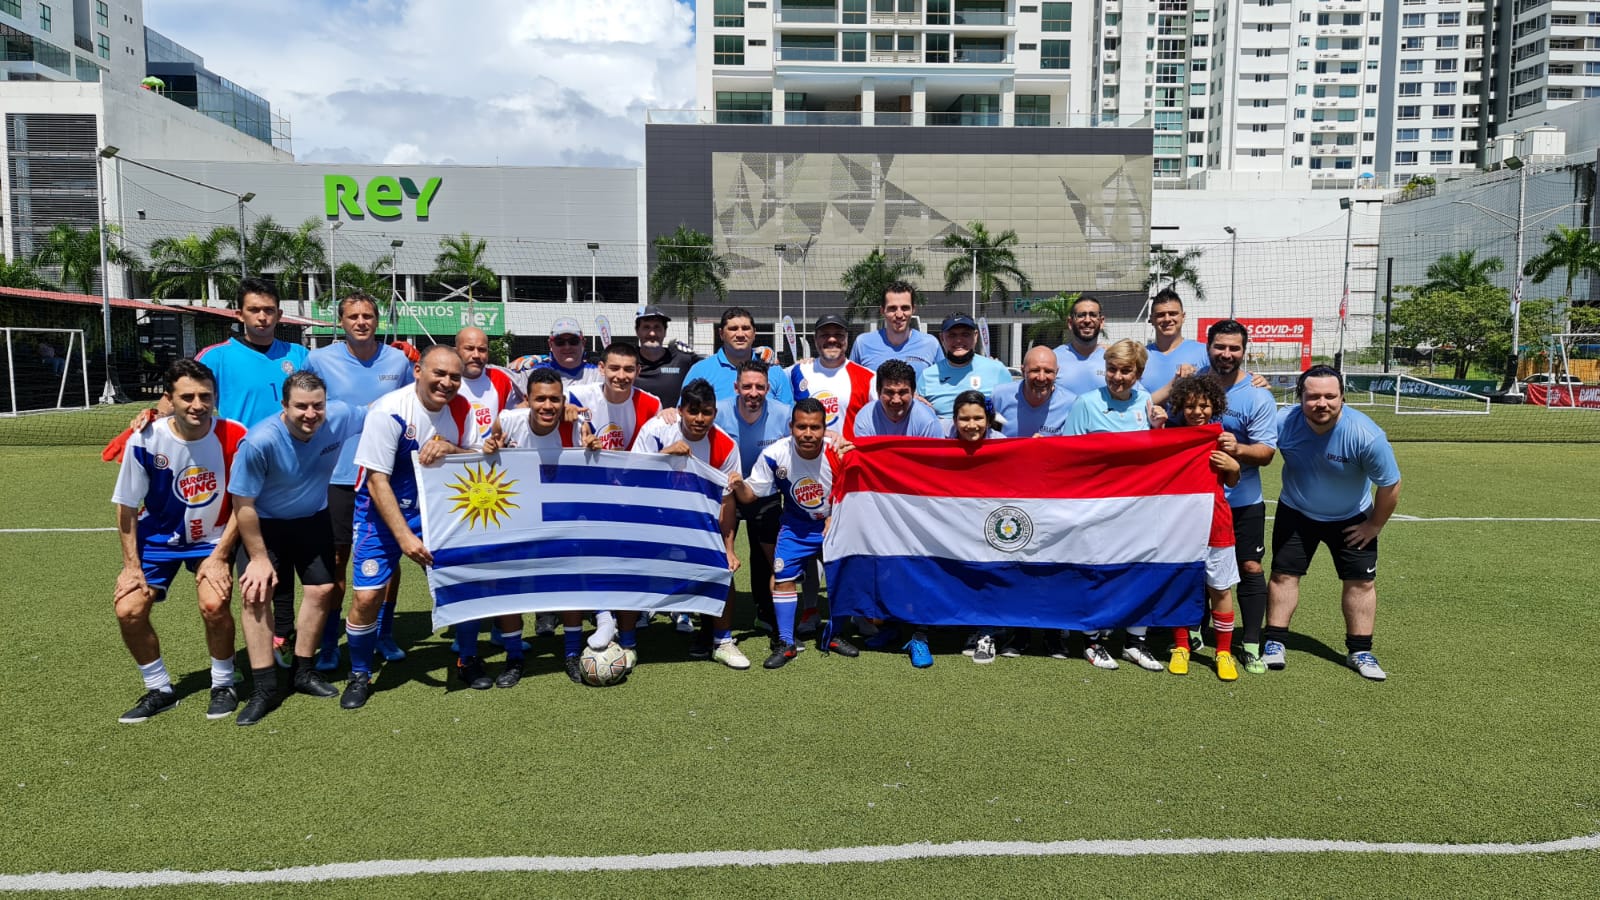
left=143, top=0, right=698, bottom=167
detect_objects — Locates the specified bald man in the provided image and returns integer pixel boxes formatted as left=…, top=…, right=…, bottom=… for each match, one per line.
left=991, top=346, right=1077, bottom=439
left=455, top=327, right=522, bottom=449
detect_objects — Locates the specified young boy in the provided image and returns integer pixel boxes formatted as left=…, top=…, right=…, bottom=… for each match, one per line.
left=1166, top=374, right=1242, bottom=681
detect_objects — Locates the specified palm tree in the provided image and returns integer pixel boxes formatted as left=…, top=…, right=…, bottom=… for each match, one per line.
left=333, top=254, right=396, bottom=307
left=839, top=248, right=926, bottom=322
left=146, top=230, right=232, bottom=302
left=649, top=225, right=729, bottom=335
left=1422, top=249, right=1504, bottom=294
left=276, top=218, right=327, bottom=302
left=1024, top=291, right=1081, bottom=347
left=431, top=232, right=498, bottom=314
left=1524, top=225, right=1600, bottom=303
left=1143, top=247, right=1206, bottom=302
left=34, top=223, right=138, bottom=295
left=0, top=255, right=52, bottom=290
left=216, top=215, right=287, bottom=284
left=941, top=221, right=1032, bottom=313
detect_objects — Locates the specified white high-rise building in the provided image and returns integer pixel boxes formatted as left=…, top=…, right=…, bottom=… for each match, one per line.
left=1499, top=0, right=1600, bottom=119
left=1378, top=0, right=1486, bottom=181
left=0, top=0, right=145, bottom=85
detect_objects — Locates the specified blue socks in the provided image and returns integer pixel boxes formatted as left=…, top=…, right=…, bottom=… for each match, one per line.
left=773, top=591, right=798, bottom=645
left=563, top=627, right=584, bottom=658
left=456, top=619, right=482, bottom=663
left=346, top=620, right=378, bottom=674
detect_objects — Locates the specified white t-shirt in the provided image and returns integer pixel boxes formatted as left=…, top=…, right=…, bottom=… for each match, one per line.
left=633, top=416, right=741, bottom=492
left=745, top=436, right=839, bottom=525
left=457, top=367, right=520, bottom=449
left=568, top=383, right=662, bottom=451
left=493, top=409, right=579, bottom=450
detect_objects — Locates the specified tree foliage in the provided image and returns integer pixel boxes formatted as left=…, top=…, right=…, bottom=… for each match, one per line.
left=1523, top=225, right=1600, bottom=301
left=839, top=248, right=925, bottom=322
left=1143, top=247, right=1205, bottom=302
left=649, top=225, right=729, bottom=334
left=941, top=221, right=1032, bottom=313
left=147, top=230, right=232, bottom=302
left=34, top=224, right=138, bottom=295
left=431, top=232, right=498, bottom=310
left=1422, top=250, right=1504, bottom=295
left=1389, top=283, right=1512, bottom=379
left=1024, top=291, right=1081, bottom=348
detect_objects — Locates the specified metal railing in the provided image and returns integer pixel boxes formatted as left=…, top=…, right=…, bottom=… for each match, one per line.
left=648, top=108, right=1152, bottom=128
left=778, top=47, right=838, bottom=61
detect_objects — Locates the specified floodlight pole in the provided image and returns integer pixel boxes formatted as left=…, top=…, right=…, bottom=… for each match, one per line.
left=389, top=239, right=404, bottom=334
left=95, top=146, right=120, bottom=404
left=328, top=221, right=343, bottom=306
left=1337, top=199, right=1354, bottom=373
left=774, top=243, right=786, bottom=345
left=1509, top=163, right=1527, bottom=395
left=587, top=241, right=600, bottom=303
left=1224, top=226, right=1238, bottom=319
left=970, top=247, right=978, bottom=319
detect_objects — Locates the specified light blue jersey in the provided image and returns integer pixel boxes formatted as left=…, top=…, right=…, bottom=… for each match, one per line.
left=305, top=342, right=414, bottom=485
left=1205, top=370, right=1278, bottom=507
left=1277, top=405, right=1400, bottom=522
left=195, top=337, right=309, bottom=431
left=850, top=328, right=944, bottom=378
left=917, top=355, right=1012, bottom=420
left=683, top=349, right=795, bottom=405
left=1066, top=386, right=1153, bottom=435
left=1141, top=339, right=1210, bottom=393
left=229, top=402, right=362, bottom=520
left=852, top=399, right=944, bottom=437
left=1052, top=343, right=1106, bottom=397
left=991, top=381, right=1076, bottom=438
left=716, top=396, right=793, bottom=479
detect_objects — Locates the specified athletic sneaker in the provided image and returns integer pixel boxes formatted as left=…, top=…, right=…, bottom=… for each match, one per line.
left=1043, top=631, right=1072, bottom=660
left=495, top=660, right=525, bottom=689
left=314, top=645, right=341, bottom=673
left=674, top=612, right=695, bottom=633
left=1000, top=632, right=1026, bottom=658
left=1347, top=651, right=1387, bottom=681
left=820, top=635, right=860, bottom=657
left=1168, top=646, right=1190, bottom=675
left=763, top=642, right=798, bottom=670
left=564, top=655, right=584, bottom=684
left=1240, top=649, right=1267, bottom=676
left=340, top=672, right=373, bottom=709
left=293, top=667, right=338, bottom=698
left=905, top=637, right=934, bottom=669
left=972, top=634, right=997, bottom=665
left=534, top=613, right=559, bottom=637
left=712, top=640, right=751, bottom=670
left=272, top=636, right=292, bottom=669
left=205, top=685, right=239, bottom=720
left=1188, top=627, right=1206, bottom=654
left=1084, top=644, right=1119, bottom=670
left=1261, top=640, right=1288, bottom=670
left=375, top=636, right=406, bottom=662
left=1122, top=642, right=1165, bottom=672
left=118, top=688, right=178, bottom=724
left=235, top=692, right=276, bottom=727
left=961, top=631, right=982, bottom=657
left=1216, top=651, right=1240, bottom=682
left=455, top=657, right=493, bottom=690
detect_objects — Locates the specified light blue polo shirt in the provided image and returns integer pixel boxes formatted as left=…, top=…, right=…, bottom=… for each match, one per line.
left=715, top=396, right=793, bottom=479
left=229, top=402, right=362, bottom=520
left=1052, top=343, right=1106, bottom=397
left=1141, top=339, right=1210, bottom=393
left=1204, top=369, right=1279, bottom=508
left=918, top=355, right=1013, bottom=420
left=991, top=381, right=1076, bottom=438
left=850, top=328, right=944, bottom=379
left=851, top=399, right=945, bottom=438
left=1277, top=405, right=1400, bottom=522
left=683, top=349, right=796, bottom=405
left=1066, top=386, right=1153, bottom=435
left=305, top=341, right=414, bottom=485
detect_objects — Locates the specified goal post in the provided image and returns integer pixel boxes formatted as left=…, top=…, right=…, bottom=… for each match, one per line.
left=1, top=327, right=92, bottom=417
left=1390, top=374, right=1490, bottom=416
left=1540, top=332, right=1600, bottom=412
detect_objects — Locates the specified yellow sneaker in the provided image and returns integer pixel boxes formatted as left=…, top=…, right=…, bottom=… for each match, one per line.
left=1216, top=651, right=1239, bottom=682
left=1168, top=646, right=1190, bottom=675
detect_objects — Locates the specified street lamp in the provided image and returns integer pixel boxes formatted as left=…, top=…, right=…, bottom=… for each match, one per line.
left=586, top=242, right=600, bottom=303
left=774, top=243, right=787, bottom=337
left=1223, top=226, right=1238, bottom=319
left=1336, top=197, right=1383, bottom=372
left=235, top=192, right=254, bottom=283
left=95, top=146, right=120, bottom=404
left=108, top=154, right=254, bottom=300
left=327, top=221, right=343, bottom=305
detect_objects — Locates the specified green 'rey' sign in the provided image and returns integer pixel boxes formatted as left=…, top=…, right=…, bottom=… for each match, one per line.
left=325, top=175, right=443, bottom=220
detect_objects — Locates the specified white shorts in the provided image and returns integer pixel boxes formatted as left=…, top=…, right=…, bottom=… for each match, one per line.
left=1206, top=545, right=1240, bottom=591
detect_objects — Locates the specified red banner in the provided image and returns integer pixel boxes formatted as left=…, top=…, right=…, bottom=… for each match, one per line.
left=1197, top=318, right=1313, bottom=370
left=1526, top=383, right=1600, bottom=408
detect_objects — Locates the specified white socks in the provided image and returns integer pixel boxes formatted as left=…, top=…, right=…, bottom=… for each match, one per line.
left=589, top=611, right=618, bottom=650
left=138, top=658, right=172, bottom=693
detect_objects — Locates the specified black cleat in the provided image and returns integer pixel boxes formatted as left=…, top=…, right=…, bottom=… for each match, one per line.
left=495, top=660, right=525, bottom=689
left=820, top=635, right=860, bottom=657
left=118, top=688, right=178, bottom=724
left=205, top=685, right=240, bottom=720
left=293, top=667, right=338, bottom=698
left=236, top=691, right=278, bottom=726
left=763, top=642, right=799, bottom=669
left=565, top=655, right=585, bottom=685
left=340, top=672, right=373, bottom=709
left=456, top=656, right=493, bottom=690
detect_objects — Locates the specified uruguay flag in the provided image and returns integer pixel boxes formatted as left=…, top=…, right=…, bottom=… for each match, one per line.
left=822, top=427, right=1220, bottom=630
left=417, top=449, right=733, bottom=629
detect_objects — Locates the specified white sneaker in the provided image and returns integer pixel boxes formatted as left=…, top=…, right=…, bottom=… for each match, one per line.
left=588, top=611, right=617, bottom=651
left=1121, top=642, right=1165, bottom=672
left=1084, top=644, right=1119, bottom=670
left=961, top=630, right=982, bottom=657
left=1347, top=651, right=1387, bottom=681
left=673, top=612, right=695, bottom=633
left=1261, top=639, right=1288, bottom=670
left=712, top=640, right=751, bottom=670
left=972, top=634, right=997, bottom=664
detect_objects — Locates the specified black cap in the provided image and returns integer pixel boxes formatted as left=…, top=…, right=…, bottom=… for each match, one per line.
left=812, top=314, right=848, bottom=332
left=941, top=312, right=978, bottom=331
left=634, top=305, right=671, bottom=323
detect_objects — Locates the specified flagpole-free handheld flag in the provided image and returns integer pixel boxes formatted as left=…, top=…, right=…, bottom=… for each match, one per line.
left=781, top=315, right=798, bottom=363
left=595, top=315, right=613, bottom=349
left=977, top=315, right=991, bottom=358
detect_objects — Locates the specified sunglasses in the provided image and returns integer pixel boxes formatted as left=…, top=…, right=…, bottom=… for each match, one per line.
left=551, top=336, right=582, bottom=346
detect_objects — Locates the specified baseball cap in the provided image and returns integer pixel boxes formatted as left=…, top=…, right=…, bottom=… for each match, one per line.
left=635, top=305, right=671, bottom=323
left=812, top=314, right=848, bottom=332
left=941, top=312, right=978, bottom=331
left=550, top=317, right=583, bottom=337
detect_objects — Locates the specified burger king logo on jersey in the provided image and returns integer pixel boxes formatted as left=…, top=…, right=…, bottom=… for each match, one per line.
left=595, top=423, right=625, bottom=450
left=173, top=465, right=219, bottom=507
left=792, top=477, right=826, bottom=511
left=814, top=392, right=840, bottom=419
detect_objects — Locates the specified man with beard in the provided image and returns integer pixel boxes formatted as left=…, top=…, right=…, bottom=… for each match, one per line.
left=684, top=307, right=795, bottom=404
left=716, top=359, right=792, bottom=640
left=1052, top=295, right=1109, bottom=398
left=789, top=314, right=875, bottom=437
left=633, top=306, right=698, bottom=408
left=917, top=313, right=1012, bottom=423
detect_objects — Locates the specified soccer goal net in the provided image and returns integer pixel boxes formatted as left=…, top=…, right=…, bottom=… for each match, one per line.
left=1536, top=332, right=1600, bottom=412
left=1391, top=373, right=1490, bottom=416
left=1258, top=371, right=1379, bottom=407
left=0, top=328, right=91, bottom=417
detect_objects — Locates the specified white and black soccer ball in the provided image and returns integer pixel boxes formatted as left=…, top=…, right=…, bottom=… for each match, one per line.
left=580, top=641, right=630, bottom=686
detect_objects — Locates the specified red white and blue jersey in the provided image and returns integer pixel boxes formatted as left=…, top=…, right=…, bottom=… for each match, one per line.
left=111, top=417, right=247, bottom=559
left=353, top=386, right=472, bottom=527
left=195, top=337, right=309, bottom=430
left=493, top=409, right=580, bottom=450
left=745, top=437, right=841, bottom=528
left=458, top=366, right=521, bottom=449
left=790, top=359, right=875, bottom=436
left=568, top=383, right=662, bottom=451
left=633, top=417, right=741, bottom=494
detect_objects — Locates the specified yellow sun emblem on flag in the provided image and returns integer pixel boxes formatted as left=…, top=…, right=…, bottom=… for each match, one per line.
left=446, top=462, right=520, bottom=529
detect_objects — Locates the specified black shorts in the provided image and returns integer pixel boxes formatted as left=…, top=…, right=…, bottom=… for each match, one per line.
left=235, top=509, right=338, bottom=587
left=1232, top=502, right=1268, bottom=566
left=327, top=484, right=357, bottom=547
left=1270, top=502, right=1379, bottom=582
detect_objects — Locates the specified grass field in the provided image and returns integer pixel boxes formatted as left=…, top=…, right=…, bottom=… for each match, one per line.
left=1, top=437, right=1598, bottom=897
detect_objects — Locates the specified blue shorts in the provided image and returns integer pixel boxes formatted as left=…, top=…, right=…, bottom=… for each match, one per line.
left=351, top=511, right=421, bottom=590
left=140, top=545, right=217, bottom=600
left=773, top=522, right=826, bottom=583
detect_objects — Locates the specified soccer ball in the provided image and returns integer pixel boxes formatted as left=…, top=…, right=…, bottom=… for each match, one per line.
left=580, top=642, right=630, bottom=686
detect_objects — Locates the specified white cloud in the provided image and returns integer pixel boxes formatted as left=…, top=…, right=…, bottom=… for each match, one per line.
left=142, top=0, right=697, bottom=167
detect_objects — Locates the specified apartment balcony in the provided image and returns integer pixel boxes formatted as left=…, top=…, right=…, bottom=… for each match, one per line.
left=951, top=11, right=1015, bottom=26
left=784, top=110, right=864, bottom=125
left=778, top=47, right=839, bottom=62
left=776, top=5, right=839, bottom=24
left=1309, top=144, right=1356, bottom=156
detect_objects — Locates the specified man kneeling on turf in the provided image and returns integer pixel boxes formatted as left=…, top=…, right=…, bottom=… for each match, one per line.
left=110, top=359, right=246, bottom=723
left=730, top=398, right=860, bottom=667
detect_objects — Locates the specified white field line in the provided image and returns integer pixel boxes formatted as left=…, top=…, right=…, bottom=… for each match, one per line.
left=0, top=527, right=116, bottom=533
left=4, top=834, right=1598, bottom=892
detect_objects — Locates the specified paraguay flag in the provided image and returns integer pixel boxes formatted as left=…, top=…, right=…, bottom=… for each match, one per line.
left=417, top=449, right=733, bottom=629
left=822, top=427, right=1220, bottom=630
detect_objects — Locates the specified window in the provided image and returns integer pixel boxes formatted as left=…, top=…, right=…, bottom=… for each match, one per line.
left=1346, top=13, right=1364, bottom=25
left=873, top=33, right=893, bottom=52
left=1189, top=107, right=1206, bottom=119
left=1395, top=151, right=1418, bottom=165
left=1040, top=39, right=1070, bottom=69
left=843, top=31, right=867, bottom=62
left=1587, top=62, right=1600, bottom=76
left=1430, top=128, right=1454, bottom=141
left=1399, top=83, right=1422, bottom=96
left=1437, top=35, right=1459, bottom=50
left=1435, top=59, right=1457, bottom=73
left=1251, top=123, right=1269, bottom=132
left=1439, top=12, right=1460, bottom=26
left=1398, top=105, right=1420, bottom=119
left=1188, top=131, right=1204, bottom=143
left=1342, top=38, right=1360, bottom=50
left=1430, top=150, right=1454, bottom=165
left=1293, top=132, right=1305, bottom=142
left=843, top=0, right=866, bottom=23
left=1397, top=129, right=1419, bottom=142
left=1433, top=104, right=1455, bottom=118
left=38, top=3, right=49, bottom=30
left=1403, top=37, right=1423, bottom=51
left=713, top=0, right=743, bottom=28
left=95, top=1, right=107, bottom=27
left=1190, top=60, right=1207, bottom=72
left=1016, top=94, right=1051, bottom=126
left=1252, top=99, right=1269, bottom=108
left=1403, top=13, right=1424, bottom=27
left=0, top=0, right=19, bottom=16
left=928, top=0, right=950, bottom=23
left=924, top=33, right=948, bottom=62
left=1249, top=149, right=1267, bottom=158
left=714, top=34, right=744, bottom=65
left=1041, top=2, right=1071, bottom=31
left=1435, top=82, right=1457, bottom=96
left=1193, top=34, right=1208, bottom=47
left=96, top=33, right=109, bottom=59
left=1340, top=85, right=1359, bottom=98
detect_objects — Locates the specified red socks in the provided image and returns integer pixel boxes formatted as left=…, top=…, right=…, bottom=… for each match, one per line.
left=1213, top=610, right=1235, bottom=654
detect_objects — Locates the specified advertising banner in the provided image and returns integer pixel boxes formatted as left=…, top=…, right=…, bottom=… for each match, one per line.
left=1197, top=317, right=1312, bottom=370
